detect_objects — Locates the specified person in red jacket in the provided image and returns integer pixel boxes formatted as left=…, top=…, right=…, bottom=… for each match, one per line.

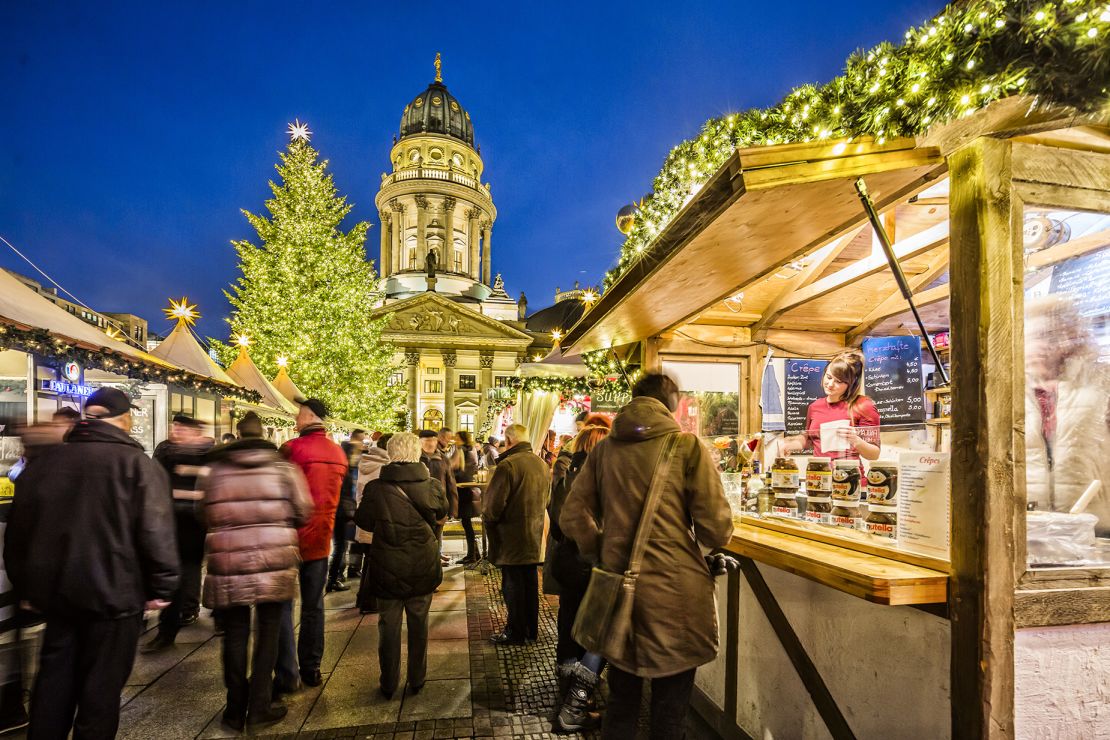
left=274, top=398, right=347, bottom=691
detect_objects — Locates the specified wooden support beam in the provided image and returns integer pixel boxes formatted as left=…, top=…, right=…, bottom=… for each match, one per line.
left=847, top=249, right=950, bottom=343
left=1016, top=181, right=1110, bottom=214
left=749, top=226, right=864, bottom=333
left=1024, top=227, right=1110, bottom=270
left=739, top=558, right=858, bottom=739
left=948, top=137, right=1021, bottom=740
left=771, top=220, right=950, bottom=319
left=1012, top=141, right=1110, bottom=194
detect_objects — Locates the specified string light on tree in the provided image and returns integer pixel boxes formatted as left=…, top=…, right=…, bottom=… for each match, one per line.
left=209, top=124, right=405, bottom=428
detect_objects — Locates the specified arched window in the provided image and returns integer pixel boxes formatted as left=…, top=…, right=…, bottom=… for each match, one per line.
left=422, top=408, right=443, bottom=431
left=453, top=236, right=466, bottom=273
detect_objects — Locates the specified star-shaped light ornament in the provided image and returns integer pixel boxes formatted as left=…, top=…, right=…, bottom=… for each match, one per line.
left=276, top=356, right=289, bottom=368
left=164, top=297, right=199, bottom=327
left=287, top=120, right=312, bottom=143
left=235, top=334, right=251, bottom=347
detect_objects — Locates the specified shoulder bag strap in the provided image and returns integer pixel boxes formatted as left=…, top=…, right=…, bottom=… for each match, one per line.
left=387, top=482, right=437, bottom=534
left=624, top=432, right=682, bottom=578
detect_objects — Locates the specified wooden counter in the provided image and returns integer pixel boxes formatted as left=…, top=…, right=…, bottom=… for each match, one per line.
left=724, top=521, right=948, bottom=606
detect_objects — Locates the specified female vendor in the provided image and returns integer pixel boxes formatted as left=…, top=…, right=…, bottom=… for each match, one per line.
left=782, top=350, right=881, bottom=461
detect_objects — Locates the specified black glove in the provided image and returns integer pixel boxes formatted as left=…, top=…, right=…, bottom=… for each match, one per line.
left=705, top=552, right=740, bottom=577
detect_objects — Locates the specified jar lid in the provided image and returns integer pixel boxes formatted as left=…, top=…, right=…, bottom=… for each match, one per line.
left=869, top=504, right=897, bottom=513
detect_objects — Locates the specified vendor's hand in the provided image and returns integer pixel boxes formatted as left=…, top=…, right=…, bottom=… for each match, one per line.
left=836, top=427, right=863, bottom=449
left=145, top=599, right=170, bottom=611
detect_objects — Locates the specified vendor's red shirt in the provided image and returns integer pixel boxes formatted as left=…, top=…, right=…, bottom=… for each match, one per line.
left=804, top=396, right=881, bottom=460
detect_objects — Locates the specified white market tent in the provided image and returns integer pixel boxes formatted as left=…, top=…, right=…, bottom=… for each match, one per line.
left=227, top=345, right=298, bottom=415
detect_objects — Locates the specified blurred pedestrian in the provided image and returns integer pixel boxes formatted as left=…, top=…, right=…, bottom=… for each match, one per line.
left=144, top=413, right=213, bottom=652
left=561, top=373, right=733, bottom=739
left=4, top=388, right=179, bottom=739
left=355, top=433, right=448, bottom=699
left=275, top=398, right=347, bottom=691
left=354, top=434, right=391, bottom=614
left=483, top=424, right=549, bottom=645
left=327, top=429, right=366, bottom=592
left=480, top=436, right=500, bottom=468
left=418, top=430, right=457, bottom=566
left=201, top=411, right=313, bottom=732
left=549, top=415, right=611, bottom=733
left=452, top=431, right=481, bottom=565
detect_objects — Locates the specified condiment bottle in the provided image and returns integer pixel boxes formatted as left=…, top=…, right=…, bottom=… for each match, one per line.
left=770, top=457, right=800, bottom=519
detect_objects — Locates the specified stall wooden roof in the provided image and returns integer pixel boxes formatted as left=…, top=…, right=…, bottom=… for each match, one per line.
left=561, top=137, right=946, bottom=354
left=562, top=103, right=1110, bottom=356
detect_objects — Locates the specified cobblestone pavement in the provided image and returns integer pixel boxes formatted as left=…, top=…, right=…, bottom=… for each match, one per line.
left=12, top=537, right=713, bottom=739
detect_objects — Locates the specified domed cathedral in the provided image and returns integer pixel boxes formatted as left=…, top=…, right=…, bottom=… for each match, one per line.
left=371, top=55, right=549, bottom=433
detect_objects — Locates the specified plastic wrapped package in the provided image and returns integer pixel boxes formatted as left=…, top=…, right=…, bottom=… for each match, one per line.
left=1026, top=511, right=1101, bottom=566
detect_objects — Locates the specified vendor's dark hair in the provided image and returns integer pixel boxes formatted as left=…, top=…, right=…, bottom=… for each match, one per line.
left=377, top=433, right=393, bottom=450
left=632, top=373, right=679, bottom=411
left=826, top=351, right=867, bottom=414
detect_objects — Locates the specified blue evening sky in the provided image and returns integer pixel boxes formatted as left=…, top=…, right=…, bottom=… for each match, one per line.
left=1, top=1, right=942, bottom=340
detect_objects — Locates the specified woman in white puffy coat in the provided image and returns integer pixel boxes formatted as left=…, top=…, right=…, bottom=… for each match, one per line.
left=1025, top=295, right=1110, bottom=535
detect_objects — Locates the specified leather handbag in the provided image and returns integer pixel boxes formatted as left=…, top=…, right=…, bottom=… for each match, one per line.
left=571, top=432, right=680, bottom=660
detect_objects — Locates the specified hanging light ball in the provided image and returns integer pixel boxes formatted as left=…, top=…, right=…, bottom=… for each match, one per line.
left=615, top=203, right=639, bottom=235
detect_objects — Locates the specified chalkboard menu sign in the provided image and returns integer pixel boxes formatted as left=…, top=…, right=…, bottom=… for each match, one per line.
left=1048, top=246, right=1110, bottom=320
left=861, top=336, right=925, bottom=427
left=784, top=359, right=828, bottom=435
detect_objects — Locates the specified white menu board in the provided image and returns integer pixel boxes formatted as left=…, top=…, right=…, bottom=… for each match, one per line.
left=897, top=451, right=950, bottom=559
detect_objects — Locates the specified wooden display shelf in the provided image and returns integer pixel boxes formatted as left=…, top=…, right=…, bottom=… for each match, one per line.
left=724, top=520, right=949, bottom=606
left=926, top=417, right=951, bottom=425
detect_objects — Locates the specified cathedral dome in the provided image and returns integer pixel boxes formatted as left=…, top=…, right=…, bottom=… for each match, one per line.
left=399, top=80, right=475, bottom=147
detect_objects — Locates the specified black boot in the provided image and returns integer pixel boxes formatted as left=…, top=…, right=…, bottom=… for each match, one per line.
left=553, top=663, right=600, bottom=734
left=554, top=662, right=575, bottom=702
left=0, top=681, right=29, bottom=734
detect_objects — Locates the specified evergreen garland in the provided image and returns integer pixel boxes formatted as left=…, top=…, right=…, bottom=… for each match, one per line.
left=604, top=0, right=1110, bottom=290
left=0, top=323, right=261, bottom=403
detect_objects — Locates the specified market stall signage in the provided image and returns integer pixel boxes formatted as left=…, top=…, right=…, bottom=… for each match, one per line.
left=40, top=379, right=94, bottom=397
left=62, top=361, right=81, bottom=382
left=784, top=359, right=827, bottom=435
left=897, top=452, right=950, bottom=559
left=589, top=386, right=632, bottom=413
left=861, top=336, right=925, bottom=428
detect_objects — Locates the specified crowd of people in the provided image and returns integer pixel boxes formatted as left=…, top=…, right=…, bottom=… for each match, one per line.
left=0, top=371, right=736, bottom=739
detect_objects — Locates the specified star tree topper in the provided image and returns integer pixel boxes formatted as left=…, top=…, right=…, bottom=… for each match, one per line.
left=287, top=119, right=312, bottom=143
left=164, top=297, right=199, bottom=327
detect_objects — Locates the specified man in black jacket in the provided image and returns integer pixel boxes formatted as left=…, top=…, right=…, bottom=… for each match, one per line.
left=419, top=430, right=458, bottom=566
left=4, top=388, right=179, bottom=739
left=144, top=413, right=213, bottom=651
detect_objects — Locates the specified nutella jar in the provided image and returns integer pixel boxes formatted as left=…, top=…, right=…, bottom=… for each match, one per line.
left=770, top=457, right=799, bottom=518
left=804, top=458, right=833, bottom=524
left=832, top=459, right=861, bottom=503
left=865, top=508, right=897, bottom=540
left=831, top=502, right=862, bottom=530
left=865, top=461, right=899, bottom=508
left=805, top=458, right=833, bottom=494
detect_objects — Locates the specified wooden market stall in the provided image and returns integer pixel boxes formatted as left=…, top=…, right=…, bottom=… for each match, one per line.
left=562, top=101, right=1110, bottom=738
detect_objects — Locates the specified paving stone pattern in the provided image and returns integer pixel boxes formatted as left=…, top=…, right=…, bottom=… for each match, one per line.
left=11, top=538, right=710, bottom=739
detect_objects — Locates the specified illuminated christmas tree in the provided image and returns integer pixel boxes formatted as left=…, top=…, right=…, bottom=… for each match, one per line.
left=211, top=121, right=404, bottom=428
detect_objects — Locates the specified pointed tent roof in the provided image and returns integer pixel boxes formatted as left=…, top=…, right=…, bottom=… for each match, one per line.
left=227, top=346, right=298, bottom=414
left=148, top=320, right=236, bottom=385
left=273, top=365, right=305, bottom=404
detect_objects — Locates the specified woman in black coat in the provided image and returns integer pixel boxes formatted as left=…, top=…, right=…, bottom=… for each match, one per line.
left=354, top=433, right=448, bottom=699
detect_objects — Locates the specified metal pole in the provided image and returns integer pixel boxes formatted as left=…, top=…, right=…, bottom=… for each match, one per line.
left=854, top=178, right=950, bottom=387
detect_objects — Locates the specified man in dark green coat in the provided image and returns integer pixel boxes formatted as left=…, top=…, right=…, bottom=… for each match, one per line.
left=483, top=423, right=550, bottom=645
